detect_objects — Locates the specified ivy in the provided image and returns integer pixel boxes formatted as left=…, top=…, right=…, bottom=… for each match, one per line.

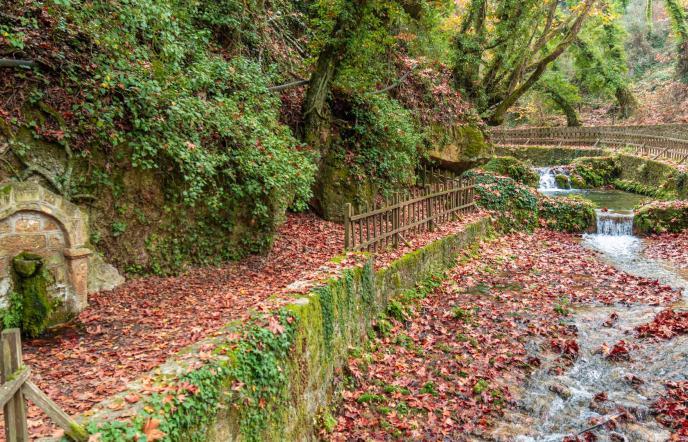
left=87, top=310, right=298, bottom=442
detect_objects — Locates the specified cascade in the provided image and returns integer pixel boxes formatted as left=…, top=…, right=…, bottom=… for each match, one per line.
left=595, top=210, right=634, bottom=236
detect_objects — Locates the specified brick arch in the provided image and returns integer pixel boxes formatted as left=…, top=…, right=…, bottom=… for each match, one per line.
left=0, top=181, right=91, bottom=312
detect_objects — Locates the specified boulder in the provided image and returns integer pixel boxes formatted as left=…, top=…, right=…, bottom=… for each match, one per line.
left=427, top=124, right=492, bottom=173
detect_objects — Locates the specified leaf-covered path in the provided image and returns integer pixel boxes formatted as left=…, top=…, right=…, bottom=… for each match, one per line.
left=19, top=213, right=343, bottom=437
left=16, top=211, right=487, bottom=438
left=332, top=230, right=685, bottom=441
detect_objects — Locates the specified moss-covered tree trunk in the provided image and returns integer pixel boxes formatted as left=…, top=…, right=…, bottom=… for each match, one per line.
left=615, top=86, right=638, bottom=119
left=546, top=88, right=581, bottom=127
left=301, top=0, right=371, bottom=146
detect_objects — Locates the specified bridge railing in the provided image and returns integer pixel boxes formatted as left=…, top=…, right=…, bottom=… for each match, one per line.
left=490, top=126, right=688, bottom=164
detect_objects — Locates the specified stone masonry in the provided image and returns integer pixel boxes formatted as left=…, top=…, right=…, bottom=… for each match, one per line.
left=0, top=182, right=91, bottom=313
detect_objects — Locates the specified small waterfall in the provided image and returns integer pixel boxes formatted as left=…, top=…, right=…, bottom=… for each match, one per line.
left=595, top=210, right=634, bottom=236
left=536, top=167, right=570, bottom=191
left=537, top=167, right=558, bottom=190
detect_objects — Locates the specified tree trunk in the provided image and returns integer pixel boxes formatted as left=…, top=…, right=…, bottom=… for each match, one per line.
left=485, top=0, right=595, bottom=125
left=615, top=86, right=638, bottom=119
left=547, top=89, right=581, bottom=127
left=301, top=0, right=371, bottom=145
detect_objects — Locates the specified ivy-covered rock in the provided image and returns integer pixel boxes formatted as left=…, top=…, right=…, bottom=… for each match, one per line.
left=467, top=171, right=539, bottom=232
left=555, top=174, right=571, bottom=189
left=469, top=171, right=594, bottom=233
left=571, top=156, right=620, bottom=188
left=539, top=196, right=595, bottom=233
left=481, top=156, right=539, bottom=187
left=635, top=200, right=688, bottom=234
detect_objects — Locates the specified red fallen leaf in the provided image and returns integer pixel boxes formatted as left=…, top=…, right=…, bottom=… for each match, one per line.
left=606, top=340, right=630, bottom=361
left=124, top=394, right=140, bottom=404
left=267, top=316, right=285, bottom=335
left=636, top=309, right=688, bottom=340
left=106, top=402, right=125, bottom=411
left=603, top=312, right=619, bottom=327
left=142, top=418, right=165, bottom=442
left=593, top=391, right=608, bottom=402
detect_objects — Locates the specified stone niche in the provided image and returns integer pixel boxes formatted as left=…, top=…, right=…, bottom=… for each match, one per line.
left=0, top=182, right=92, bottom=315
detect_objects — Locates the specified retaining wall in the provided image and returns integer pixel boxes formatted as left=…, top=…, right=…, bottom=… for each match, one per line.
left=80, top=217, right=493, bottom=441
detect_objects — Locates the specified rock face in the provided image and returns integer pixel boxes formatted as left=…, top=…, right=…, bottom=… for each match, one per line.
left=427, top=124, right=492, bottom=173
left=88, top=253, right=125, bottom=294
left=310, top=155, right=376, bottom=223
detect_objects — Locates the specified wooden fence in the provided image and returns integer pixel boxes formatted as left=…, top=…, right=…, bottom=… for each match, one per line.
left=343, top=176, right=476, bottom=252
left=0, top=328, right=88, bottom=442
left=490, top=126, right=688, bottom=164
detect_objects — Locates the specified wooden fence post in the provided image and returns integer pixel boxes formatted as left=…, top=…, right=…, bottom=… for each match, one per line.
left=2, top=329, right=28, bottom=442
left=392, top=193, right=400, bottom=247
left=343, top=203, right=352, bottom=251
left=426, top=185, right=434, bottom=231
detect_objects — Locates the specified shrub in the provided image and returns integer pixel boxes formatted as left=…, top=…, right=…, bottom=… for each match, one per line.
left=635, top=200, right=688, bottom=234
left=571, top=156, right=620, bottom=188
left=467, top=171, right=539, bottom=232
left=332, top=92, right=424, bottom=193
left=482, top=156, right=539, bottom=187
left=539, top=195, right=596, bottom=233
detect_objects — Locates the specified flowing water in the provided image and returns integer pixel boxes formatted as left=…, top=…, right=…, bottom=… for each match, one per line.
left=481, top=169, right=687, bottom=441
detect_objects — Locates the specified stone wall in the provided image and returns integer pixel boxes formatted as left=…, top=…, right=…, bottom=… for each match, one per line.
left=0, top=182, right=92, bottom=314
left=79, top=216, right=493, bottom=441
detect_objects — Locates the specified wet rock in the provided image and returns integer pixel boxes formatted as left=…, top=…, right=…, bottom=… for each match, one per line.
left=548, top=383, right=572, bottom=399
left=609, top=432, right=627, bottom=442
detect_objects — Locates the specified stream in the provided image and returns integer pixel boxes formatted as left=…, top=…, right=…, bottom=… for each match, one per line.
left=484, top=168, right=688, bottom=442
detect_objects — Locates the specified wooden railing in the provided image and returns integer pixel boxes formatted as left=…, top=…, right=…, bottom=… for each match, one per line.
left=1, top=329, right=88, bottom=442
left=491, top=126, right=688, bottom=164
left=343, top=177, right=476, bottom=252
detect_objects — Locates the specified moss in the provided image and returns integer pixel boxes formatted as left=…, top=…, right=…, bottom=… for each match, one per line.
left=634, top=200, right=688, bottom=234
left=493, top=145, right=606, bottom=166
left=427, top=124, right=492, bottom=173
left=482, top=156, right=539, bottom=187
left=617, top=154, right=688, bottom=199
left=570, top=174, right=586, bottom=189
left=571, top=156, right=620, bottom=188
left=555, top=174, right=571, bottom=189
left=10, top=253, right=53, bottom=338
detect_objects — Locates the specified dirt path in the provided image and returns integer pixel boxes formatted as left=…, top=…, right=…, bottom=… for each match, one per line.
left=332, top=230, right=685, bottom=441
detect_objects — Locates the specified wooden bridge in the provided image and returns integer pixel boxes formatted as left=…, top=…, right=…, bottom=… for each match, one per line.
left=490, top=125, right=688, bottom=165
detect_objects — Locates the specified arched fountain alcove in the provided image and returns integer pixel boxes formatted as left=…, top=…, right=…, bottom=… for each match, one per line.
left=0, top=181, right=91, bottom=313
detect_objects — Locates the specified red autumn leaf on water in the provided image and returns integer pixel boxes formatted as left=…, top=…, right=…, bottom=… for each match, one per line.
left=593, top=391, right=608, bottom=402
left=603, top=312, right=619, bottom=327
left=142, top=418, right=165, bottom=442
left=636, top=309, right=688, bottom=340
left=267, top=316, right=285, bottom=335
left=606, top=340, right=630, bottom=361
left=550, top=338, right=579, bottom=358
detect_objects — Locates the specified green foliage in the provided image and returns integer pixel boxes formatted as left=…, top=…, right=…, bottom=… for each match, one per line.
left=613, top=179, right=674, bottom=199
left=571, top=156, right=620, bottom=188
left=332, top=93, right=423, bottom=193
left=482, top=156, right=539, bottom=187
left=466, top=171, right=539, bottom=232
left=539, top=196, right=596, bottom=233
left=5, top=0, right=317, bottom=272
left=635, top=200, right=688, bottom=234
left=555, top=174, right=571, bottom=189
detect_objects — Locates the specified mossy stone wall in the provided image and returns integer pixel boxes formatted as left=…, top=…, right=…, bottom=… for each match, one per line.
left=616, top=154, right=688, bottom=199
left=494, top=146, right=606, bottom=166
left=80, top=217, right=492, bottom=442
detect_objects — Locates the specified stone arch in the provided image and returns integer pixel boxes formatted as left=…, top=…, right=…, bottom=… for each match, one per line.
left=0, top=182, right=91, bottom=313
